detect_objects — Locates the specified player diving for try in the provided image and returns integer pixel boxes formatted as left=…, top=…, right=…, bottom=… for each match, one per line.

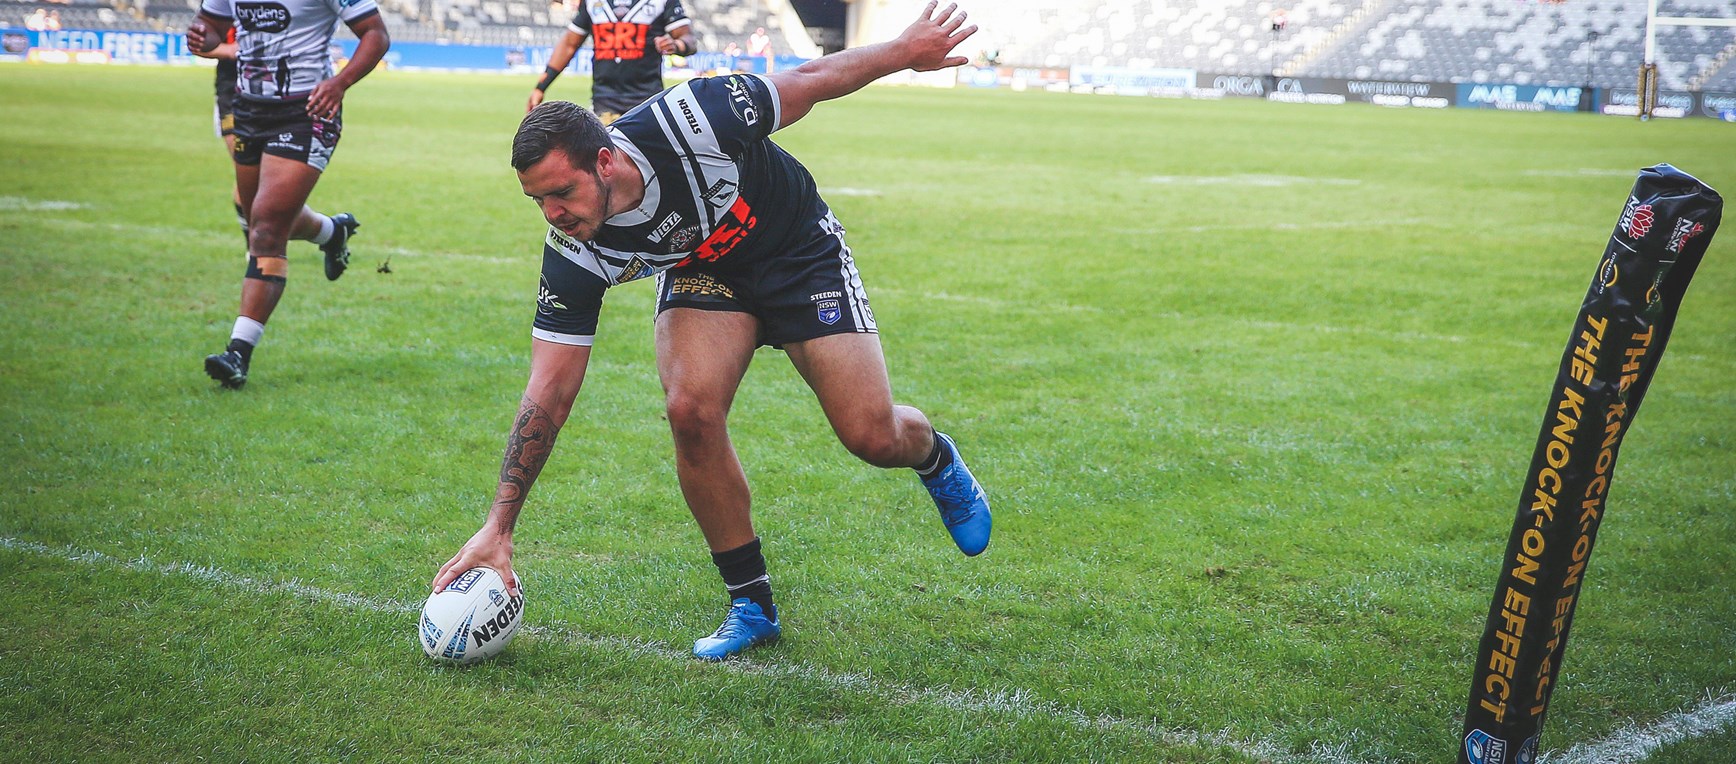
left=435, top=3, right=991, bottom=661
left=187, top=0, right=389, bottom=388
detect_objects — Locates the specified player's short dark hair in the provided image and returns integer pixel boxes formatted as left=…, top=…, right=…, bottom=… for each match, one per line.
left=512, top=101, right=613, bottom=173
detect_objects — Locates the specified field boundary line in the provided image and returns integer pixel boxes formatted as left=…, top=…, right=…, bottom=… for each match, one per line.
left=1542, top=691, right=1736, bottom=764
left=2, top=535, right=1329, bottom=764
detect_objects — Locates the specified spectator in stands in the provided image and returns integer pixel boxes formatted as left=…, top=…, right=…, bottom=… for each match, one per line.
left=528, top=0, right=695, bottom=123
left=45, top=10, right=60, bottom=30
left=748, top=26, right=773, bottom=72
left=24, top=8, right=49, bottom=30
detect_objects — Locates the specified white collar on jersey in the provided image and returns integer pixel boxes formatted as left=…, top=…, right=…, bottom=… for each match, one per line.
left=603, top=127, right=660, bottom=228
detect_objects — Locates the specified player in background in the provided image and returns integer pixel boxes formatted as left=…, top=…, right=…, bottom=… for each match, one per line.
left=435, top=2, right=990, bottom=662
left=192, top=25, right=251, bottom=245
left=527, top=0, right=695, bottom=122
left=187, top=0, right=389, bottom=389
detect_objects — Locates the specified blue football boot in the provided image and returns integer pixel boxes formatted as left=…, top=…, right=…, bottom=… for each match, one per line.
left=692, top=598, right=781, bottom=661
left=921, top=432, right=991, bottom=556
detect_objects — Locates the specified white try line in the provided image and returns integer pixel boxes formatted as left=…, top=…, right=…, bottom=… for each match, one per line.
left=0, top=535, right=1314, bottom=764
left=1541, top=691, right=1736, bottom=764
left=7, top=535, right=1733, bottom=762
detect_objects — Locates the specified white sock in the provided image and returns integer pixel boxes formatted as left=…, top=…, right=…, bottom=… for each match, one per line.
left=231, top=316, right=265, bottom=346
left=310, top=213, right=335, bottom=245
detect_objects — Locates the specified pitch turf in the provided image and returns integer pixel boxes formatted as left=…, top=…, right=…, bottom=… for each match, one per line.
left=2, top=63, right=1733, bottom=763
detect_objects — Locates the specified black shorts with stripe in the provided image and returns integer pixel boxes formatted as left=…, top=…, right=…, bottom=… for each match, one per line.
left=656, top=210, right=876, bottom=348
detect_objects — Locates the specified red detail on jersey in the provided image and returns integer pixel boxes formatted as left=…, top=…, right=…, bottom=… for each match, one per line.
left=593, top=22, right=649, bottom=60
left=688, top=196, right=757, bottom=263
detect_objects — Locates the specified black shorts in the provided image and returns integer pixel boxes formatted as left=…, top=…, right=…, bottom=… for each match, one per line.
left=214, top=60, right=238, bottom=136
left=656, top=211, right=877, bottom=348
left=594, top=92, right=654, bottom=123
left=230, top=96, right=342, bottom=171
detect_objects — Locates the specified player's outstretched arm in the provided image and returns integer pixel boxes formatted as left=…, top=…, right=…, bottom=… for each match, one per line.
left=530, top=31, right=588, bottom=112
left=307, top=13, right=390, bottom=119
left=766, top=1, right=976, bottom=129
left=432, top=339, right=592, bottom=597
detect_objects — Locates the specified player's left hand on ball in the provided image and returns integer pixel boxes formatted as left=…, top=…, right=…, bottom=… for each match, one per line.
left=306, top=81, right=346, bottom=120
left=899, top=1, right=977, bottom=72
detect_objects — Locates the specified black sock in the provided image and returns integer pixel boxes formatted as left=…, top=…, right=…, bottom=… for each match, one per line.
left=226, top=338, right=254, bottom=364
left=914, top=431, right=954, bottom=477
left=711, top=537, right=775, bottom=620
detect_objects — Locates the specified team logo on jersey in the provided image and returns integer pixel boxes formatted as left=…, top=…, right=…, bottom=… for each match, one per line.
left=668, top=225, right=701, bottom=252
left=615, top=256, right=652, bottom=284
left=235, top=1, right=292, bottom=33
left=537, top=276, right=567, bottom=314
left=725, top=77, right=760, bottom=126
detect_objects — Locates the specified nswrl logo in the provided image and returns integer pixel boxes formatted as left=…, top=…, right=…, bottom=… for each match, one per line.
left=1465, top=729, right=1507, bottom=764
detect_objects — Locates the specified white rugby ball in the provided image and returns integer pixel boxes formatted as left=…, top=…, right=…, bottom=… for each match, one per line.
left=420, top=567, right=524, bottom=665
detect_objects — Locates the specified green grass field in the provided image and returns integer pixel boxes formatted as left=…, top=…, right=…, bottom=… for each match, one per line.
left=2, top=62, right=1733, bottom=763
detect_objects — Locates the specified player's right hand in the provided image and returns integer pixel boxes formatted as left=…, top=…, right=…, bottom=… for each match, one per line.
left=527, top=89, right=546, bottom=113
left=432, top=524, right=519, bottom=597
left=186, top=20, right=213, bottom=54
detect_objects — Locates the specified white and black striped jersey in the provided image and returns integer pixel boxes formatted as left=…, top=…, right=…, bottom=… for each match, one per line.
left=534, top=73, right=834, bottom=347
left=200, top=0, right=379, bottom=100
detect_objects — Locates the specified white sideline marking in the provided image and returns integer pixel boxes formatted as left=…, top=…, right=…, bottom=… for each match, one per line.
left=822, top=187, right=882, bottom=197
left=2, top=535, right=1320, bottom=764
left=1541, top=691, right=1736, bottom=764
left=1143, top=174, right=1362, bottom=187
left=0, top=196, right=87, bottom=211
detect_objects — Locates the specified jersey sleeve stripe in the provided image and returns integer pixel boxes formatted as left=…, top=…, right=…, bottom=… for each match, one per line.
left=665, top=18, right=692, bottom=30
left=750, top=74, right=782, bottom=133
left=567, top=21, right=585, bottom=35
left=532, top=328, right=595, bottom=346
left=340, top=6, right=381, bottom=24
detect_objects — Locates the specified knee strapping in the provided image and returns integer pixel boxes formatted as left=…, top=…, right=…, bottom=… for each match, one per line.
left=245, top=255, right=287, bottom=283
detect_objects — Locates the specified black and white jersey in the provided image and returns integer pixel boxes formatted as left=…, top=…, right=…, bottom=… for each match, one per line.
left=200, top=0, right=379, bottom=100
left=534, top=72, right=834, bottom=346
left=569, top=0, right=691, bottom=106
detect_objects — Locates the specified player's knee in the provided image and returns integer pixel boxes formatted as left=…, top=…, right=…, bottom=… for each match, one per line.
left=838, top=425, right=903, bottom=467
left=247, top=218, right=291, bottom=254
left=664, top=391, right=728, bottom=443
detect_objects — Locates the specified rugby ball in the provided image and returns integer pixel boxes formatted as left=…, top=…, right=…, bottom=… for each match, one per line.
left=420, top=567, right=524, bottom=665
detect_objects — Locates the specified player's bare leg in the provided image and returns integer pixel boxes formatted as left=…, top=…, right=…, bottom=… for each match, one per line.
left=655, top=307, right=781, bottom=660
left=785, top=332, right=991, bottom=556
left=782, top=332, right=933, bottom=467
left=206, top=155, right=325, bottom=388
left=655, top=307, right=760, bottom=553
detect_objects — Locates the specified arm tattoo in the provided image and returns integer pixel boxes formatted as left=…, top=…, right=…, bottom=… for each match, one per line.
left=492, top=395, right=561, bottom=528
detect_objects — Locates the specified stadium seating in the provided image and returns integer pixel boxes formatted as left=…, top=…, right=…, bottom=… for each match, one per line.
left=11, top=0, right=1733, bottom=92
left=1303, top=0, right=1735, bottom=90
